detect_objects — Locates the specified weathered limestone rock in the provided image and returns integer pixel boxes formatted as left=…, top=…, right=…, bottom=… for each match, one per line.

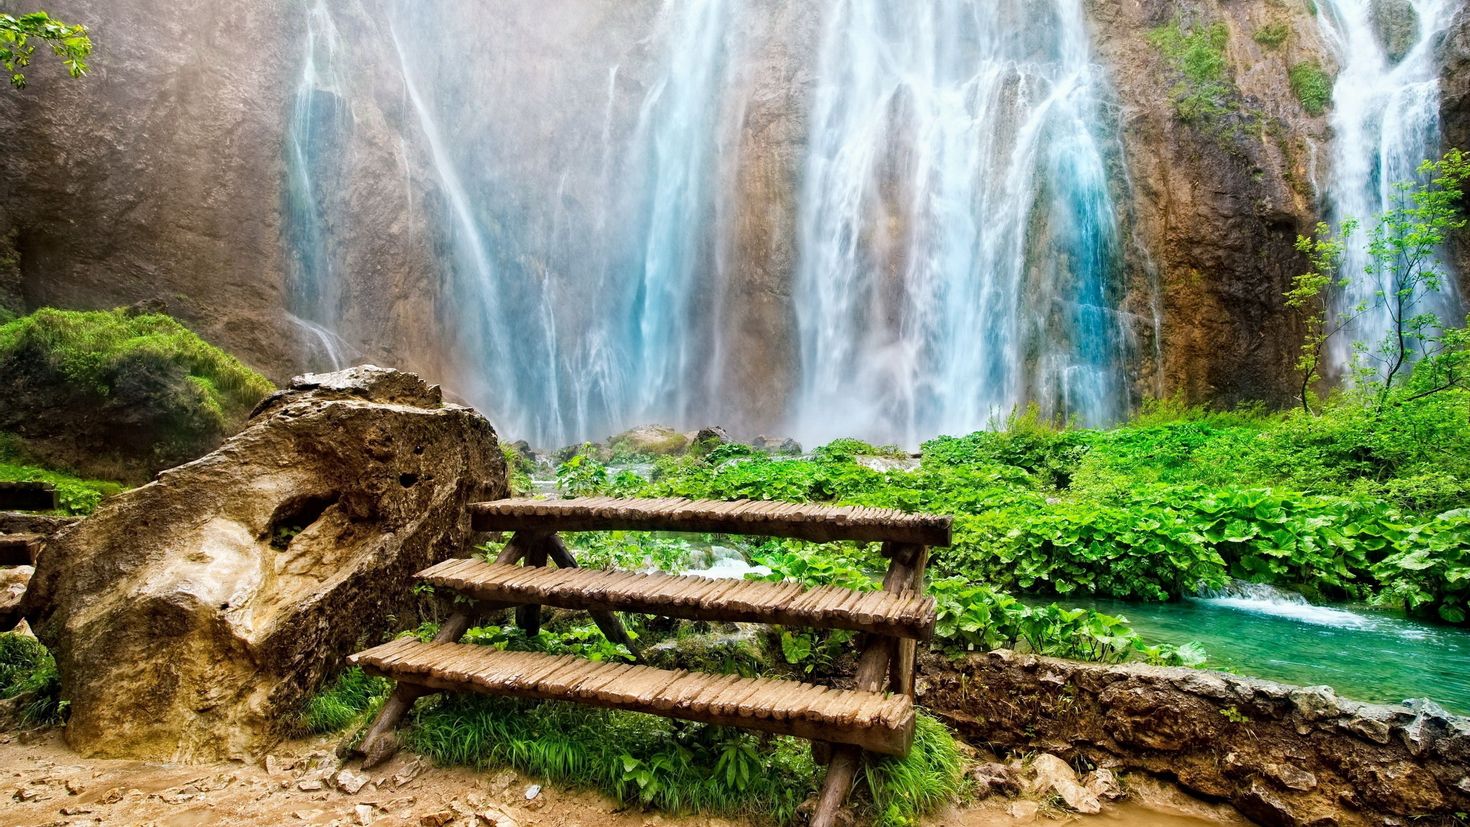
left=606, top=425, right=692, bottom=457
left=21, top=366, right=507, bottom=761
left=920, top=651, right=1470, bottom=825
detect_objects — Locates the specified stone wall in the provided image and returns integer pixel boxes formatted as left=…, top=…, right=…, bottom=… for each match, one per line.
left=920, top=651, right=1470, bottom=826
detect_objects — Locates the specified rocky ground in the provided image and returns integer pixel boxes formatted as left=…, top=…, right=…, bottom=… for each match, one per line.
left=0, top=730, right=1245, bottom=827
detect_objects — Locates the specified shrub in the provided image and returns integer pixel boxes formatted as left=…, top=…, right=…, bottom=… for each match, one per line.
left=1289, top=61, right=1333, bottom=116
left=1254, top=22, right=1290, bottom=48
left=1148, top=20, right=1236, bottom=123
left=0, top=308, right=274, bottom=481
left=0, top=633, right=64, bottom=726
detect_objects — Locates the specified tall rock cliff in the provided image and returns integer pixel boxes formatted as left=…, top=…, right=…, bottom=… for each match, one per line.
left=0, top=0, right=300, bottom=378
left=1086, top=0, right=1333, bottom=407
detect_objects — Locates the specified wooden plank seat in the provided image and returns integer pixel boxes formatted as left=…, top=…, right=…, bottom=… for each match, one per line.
left=0, top=533, right=41, bottom=567
left=470, top=496, right=952, bottom=547
left=351, top=638, right=916, bottom=756
left=419, top=557, right=937, bottom=640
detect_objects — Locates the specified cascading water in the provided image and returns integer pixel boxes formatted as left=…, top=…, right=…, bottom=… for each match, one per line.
left=1315, top=0, right=1463, bottom=374
left=381, top=0, right=735, bottom=447
left=283, top=0, right=352, bottom=371
left=790, top=0, right=1131, bottom=447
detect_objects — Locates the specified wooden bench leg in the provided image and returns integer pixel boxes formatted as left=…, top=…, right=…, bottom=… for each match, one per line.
left=352, top=534, right=534, bottom=767
left=514, top=537, right=549, bottom=636
left=812, top=543, right=928, bottom=826
left=543, top=534, right=643, bottom=663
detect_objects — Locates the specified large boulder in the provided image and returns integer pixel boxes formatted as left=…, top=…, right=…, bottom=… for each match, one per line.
left=20, top=366, right=507, bottom=761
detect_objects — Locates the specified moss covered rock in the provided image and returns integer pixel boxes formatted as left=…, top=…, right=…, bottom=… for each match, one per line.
left=0, top=307, right=274, bottom=483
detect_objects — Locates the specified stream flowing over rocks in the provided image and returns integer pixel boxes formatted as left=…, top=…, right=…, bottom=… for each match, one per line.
left=920, top=650, right=1470, bottom=826
left=20, top=367, right=507, bottom=762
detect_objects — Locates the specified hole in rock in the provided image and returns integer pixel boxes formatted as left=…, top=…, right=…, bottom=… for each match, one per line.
left=399, top=473, right=419, bottom=488
left=265, top=492, right=339, bottom=550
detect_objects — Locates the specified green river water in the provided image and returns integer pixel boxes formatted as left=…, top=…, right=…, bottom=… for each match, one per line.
left=1066, top=586, right=1470, bottom=714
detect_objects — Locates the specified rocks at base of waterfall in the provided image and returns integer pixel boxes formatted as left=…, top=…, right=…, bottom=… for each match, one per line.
left=920, top=649, right=1470, bottom=825
left=605, top=425, right=691, bottom=457
left=21, top=366, right=508, bottom=761
left=689, top=426, right=731, bottom=454
left=752, top=435, right=802, bottom=455
left=969, top=762, right=1020, bottom=799
left=1025, top=753, right=1102, bottom=814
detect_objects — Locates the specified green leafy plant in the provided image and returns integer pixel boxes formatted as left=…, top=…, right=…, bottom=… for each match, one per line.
left=1148, top=19, right=1236, bottom=124
left=0, top=11, right=90, bottom=89
left=1254, top=22, right=1290, bottom=48
left=1289, top=60, right=1333, bottom=116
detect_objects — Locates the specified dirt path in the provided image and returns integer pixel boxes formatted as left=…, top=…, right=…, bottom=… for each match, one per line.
left=1, top=730, right=1245, bottom=827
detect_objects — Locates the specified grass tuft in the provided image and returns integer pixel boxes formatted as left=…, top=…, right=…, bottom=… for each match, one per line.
left=297, top=666, right=391, bottom=735
left=405, top=695, right=820, bottom=823
left=0, top=633, right=65, bottom=727
left=863, top=712, right=967, bottom=827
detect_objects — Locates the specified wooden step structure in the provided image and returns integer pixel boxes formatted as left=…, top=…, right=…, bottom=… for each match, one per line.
left=348, top=496, right=951, bottom=827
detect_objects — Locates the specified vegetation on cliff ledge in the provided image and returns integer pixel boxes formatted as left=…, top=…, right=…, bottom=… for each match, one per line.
left=0, top=307, right=274, bottom=485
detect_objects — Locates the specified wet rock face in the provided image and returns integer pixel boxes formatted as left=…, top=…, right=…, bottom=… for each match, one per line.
left=21, top=367, right=508, bottom=761
left=920, top=651, right=1470, bottom=825
left=1441, top=6, right=1470, bottom=294
left=1084, top=0, right=1333, bottom=408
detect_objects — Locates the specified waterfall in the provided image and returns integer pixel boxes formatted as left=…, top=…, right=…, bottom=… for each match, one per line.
left=1315, top=0, right=1462, bottom=374
left=283, top=0, right=350, bottom=370
left=620, top=0, right=735, bottom=434
left=789, top=0, right=1130, bottom=447
left=377, top=0, right=735, bottom=448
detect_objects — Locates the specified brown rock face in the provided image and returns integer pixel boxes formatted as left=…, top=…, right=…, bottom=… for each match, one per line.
left=920, top=651, right=1470, bottom=826
left=21, top=367, right=507, bottom=761
left=0, top=0, right=299, bottom=379
left=1085, top=0, right=1332, bottom=406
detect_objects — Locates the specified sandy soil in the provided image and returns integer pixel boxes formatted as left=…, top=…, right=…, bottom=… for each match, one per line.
left=0, top=729, right=1246, bottom=827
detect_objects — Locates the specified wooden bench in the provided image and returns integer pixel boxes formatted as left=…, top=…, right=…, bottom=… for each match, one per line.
left=348, top=496, right=951, bottom=826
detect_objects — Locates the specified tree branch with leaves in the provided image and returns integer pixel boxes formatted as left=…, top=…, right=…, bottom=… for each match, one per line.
left=1, top=11, right=91, bottom=89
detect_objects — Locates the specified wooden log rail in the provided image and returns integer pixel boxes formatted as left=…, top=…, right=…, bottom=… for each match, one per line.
left=348, top=497, right=949, bottom=827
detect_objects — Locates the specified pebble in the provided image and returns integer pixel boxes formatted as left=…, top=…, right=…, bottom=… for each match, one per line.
left=333, top=768, right=371, bottom=795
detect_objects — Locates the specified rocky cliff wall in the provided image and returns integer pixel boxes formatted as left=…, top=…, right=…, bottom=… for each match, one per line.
left=0, top=0, right=300, bottom=379
left=1086, top=0, right=1334, bottom=407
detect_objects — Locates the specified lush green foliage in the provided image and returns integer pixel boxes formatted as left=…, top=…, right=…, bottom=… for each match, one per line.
left=298, top=666, right=390, bottom=735
left=0, top=451, right=123, bottom=514
left=1289, top=61, right=1333, bottom=116
left=0, top=308, right=273, bottom=429
left=1373, top=511, right=1470, bottom=623
left=0, top=633, right=64, bottom=726
left=1, top=11, right=90, bottom=89
left=556, top=387, right=1470, bottom=625
left=502, top=442, right=536, bottom=496
left=1148, top=19, right=1235, bottom=123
